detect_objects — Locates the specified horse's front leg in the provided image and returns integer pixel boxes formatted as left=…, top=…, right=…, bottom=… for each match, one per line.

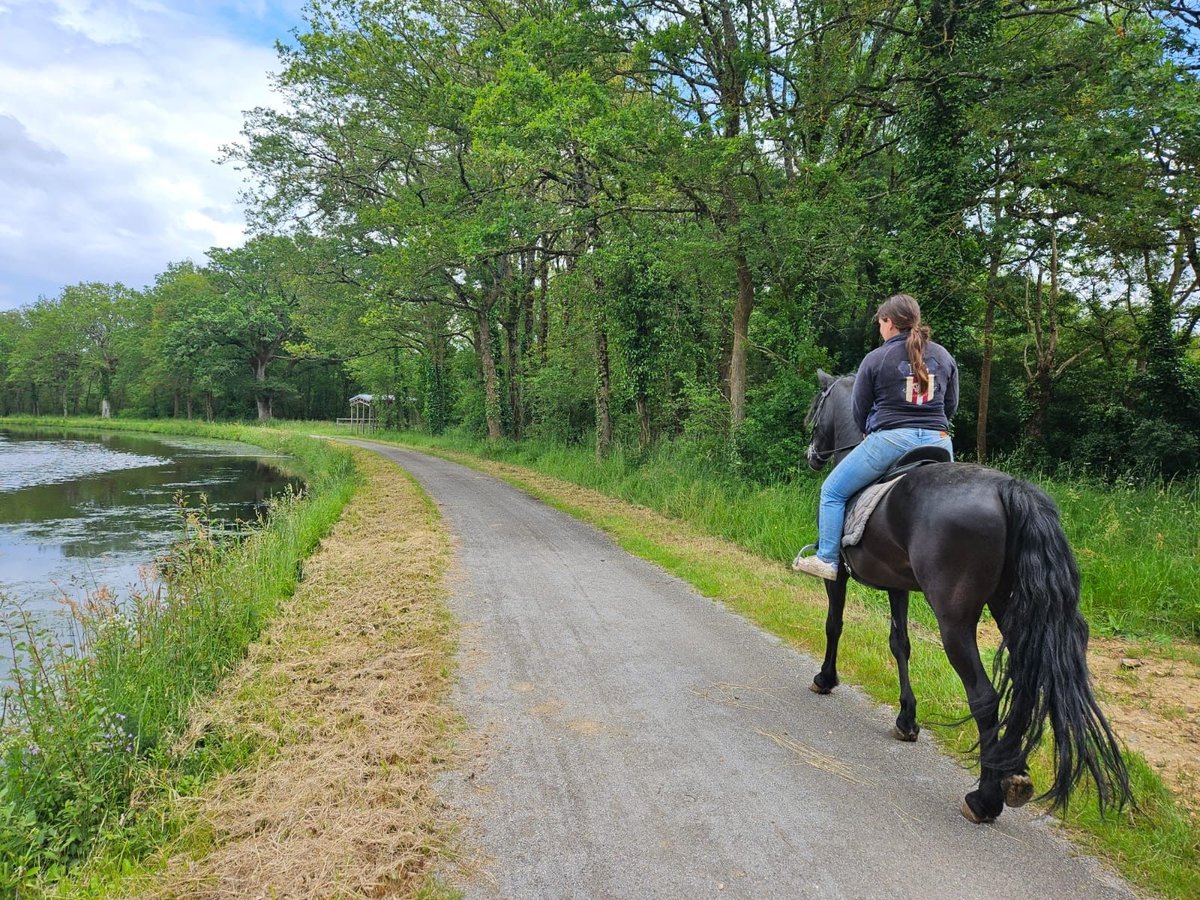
left=887, top=590, right=919, bottom=741
left=811, top=570, right=849, bottom=694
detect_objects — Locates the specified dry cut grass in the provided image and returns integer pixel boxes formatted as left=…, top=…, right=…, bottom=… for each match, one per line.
left=142, top=448, right=458, bottom=898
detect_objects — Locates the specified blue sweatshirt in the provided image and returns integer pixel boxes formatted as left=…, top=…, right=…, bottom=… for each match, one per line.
left=852, top=332, right=958, bottom=434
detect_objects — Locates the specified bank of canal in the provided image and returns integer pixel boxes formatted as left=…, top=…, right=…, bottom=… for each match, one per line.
left=0, top=422, right=357, bottom=895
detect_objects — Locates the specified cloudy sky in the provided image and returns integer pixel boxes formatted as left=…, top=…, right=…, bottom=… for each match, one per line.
left=0, top=0, right=308, bottom=311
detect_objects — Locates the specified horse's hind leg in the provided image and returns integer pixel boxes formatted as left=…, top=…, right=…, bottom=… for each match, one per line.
left=888, top=590, right=919, bottom=741
left=811, top=573, right=848, bottom=694
left=987, top=593, right=1034, bottom=809
left=938, top=616, right=1005, bottom=823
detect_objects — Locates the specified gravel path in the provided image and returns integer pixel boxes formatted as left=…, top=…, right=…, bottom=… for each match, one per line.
left=349, top=441, right=1135, bottom=900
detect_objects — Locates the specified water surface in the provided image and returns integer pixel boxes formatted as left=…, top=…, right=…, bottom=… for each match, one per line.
left=0, top=428, right=301, bottom=619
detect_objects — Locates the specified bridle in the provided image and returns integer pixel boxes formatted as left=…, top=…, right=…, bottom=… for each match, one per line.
left=805, top=379, right=863, bottom=468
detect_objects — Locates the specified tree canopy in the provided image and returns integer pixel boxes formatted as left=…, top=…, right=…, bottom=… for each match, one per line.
left=2, top=0, right=1198, bottom=478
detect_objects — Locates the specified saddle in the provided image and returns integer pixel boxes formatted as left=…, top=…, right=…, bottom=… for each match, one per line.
left=841, top=445, right=952, bottom=547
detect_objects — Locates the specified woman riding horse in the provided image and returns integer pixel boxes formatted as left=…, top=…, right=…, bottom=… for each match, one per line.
left=792, top=293, right=958, bottom=581
left=796, top=308, right=1131, bottom=822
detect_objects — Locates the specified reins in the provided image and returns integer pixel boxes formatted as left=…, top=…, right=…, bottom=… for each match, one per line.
left=813, top=437, right=864, bottom=459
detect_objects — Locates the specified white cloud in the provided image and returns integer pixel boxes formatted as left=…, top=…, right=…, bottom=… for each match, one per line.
left=0, top=0, right=303, bottom=309
left=49, top=0, right=146, bottom=44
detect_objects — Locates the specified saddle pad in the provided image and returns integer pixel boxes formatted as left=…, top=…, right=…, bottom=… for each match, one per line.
left=841, top=477, right=904, bottom=547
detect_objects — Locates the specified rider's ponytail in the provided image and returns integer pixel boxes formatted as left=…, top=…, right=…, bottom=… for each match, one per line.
left=876, top=293, right=932, bottom=395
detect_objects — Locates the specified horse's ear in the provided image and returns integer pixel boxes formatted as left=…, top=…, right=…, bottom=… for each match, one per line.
left=817, top=368, right=835, bottom=388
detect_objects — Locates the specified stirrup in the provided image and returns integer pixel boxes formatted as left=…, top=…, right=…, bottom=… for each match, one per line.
left=791, top=543, right=820, bottom=568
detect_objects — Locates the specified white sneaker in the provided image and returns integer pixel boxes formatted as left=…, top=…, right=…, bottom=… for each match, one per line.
left=791, top=551, right=839, bottom=581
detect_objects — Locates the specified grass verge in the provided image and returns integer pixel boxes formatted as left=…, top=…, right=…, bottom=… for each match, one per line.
left=0, top=418, right=357, bottom=893
left=347, top=429, right=1199, bottom=900
left=92, top=446, right=460, bottom=898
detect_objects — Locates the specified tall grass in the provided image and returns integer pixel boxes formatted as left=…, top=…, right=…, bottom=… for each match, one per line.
left=1026, top=474, right=1200, bottom=638
left=0, top=421, right=356, bottom=891
left=370, top=428, right=1199, bottom=640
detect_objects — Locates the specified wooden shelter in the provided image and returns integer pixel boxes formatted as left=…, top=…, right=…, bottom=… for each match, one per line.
left=336, top=393, right=393, bottom=432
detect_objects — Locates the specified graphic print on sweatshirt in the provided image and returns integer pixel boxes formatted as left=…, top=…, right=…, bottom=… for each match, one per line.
left=896, top=360, right=945, bottom=405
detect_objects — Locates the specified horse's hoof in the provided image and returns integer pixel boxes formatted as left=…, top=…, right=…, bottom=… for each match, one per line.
left=892, top=725, right=919, bottom=742
left=810, top=673, right=836, bottom=694
left=960, top=798, right=996, bottom=825
left=1001, top=774, right=1034, bottom=808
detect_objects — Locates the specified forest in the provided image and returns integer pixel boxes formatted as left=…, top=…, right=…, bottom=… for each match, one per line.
left=1, top=0, right=1198, bottom=480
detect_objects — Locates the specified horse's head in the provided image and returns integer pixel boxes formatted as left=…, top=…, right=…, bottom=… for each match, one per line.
left=805, top=369, right=860, bottom=471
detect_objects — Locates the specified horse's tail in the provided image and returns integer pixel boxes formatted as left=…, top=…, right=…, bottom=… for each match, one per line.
left=992, top=478, right=1132, bottom=812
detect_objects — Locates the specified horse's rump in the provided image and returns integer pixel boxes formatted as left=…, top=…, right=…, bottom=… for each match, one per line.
left=846, top=463, right=1010, bottom=598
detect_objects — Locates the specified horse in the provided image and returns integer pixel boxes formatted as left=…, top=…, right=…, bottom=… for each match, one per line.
left=803, top=369, right=1131, bottom=823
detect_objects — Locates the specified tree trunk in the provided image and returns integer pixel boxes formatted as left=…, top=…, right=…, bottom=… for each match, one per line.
left=503, top=302, right=522, bottom=440
left=976, top=296, right=995, bottom=463
left=476, top=306, right=503, bottom=440
left=537, top=253, right=550, bottom=364
left=519, top=252, right=536, bottom=431
left=595, top=325, right=613, bottom=460
left=424, top=316, right=449, bottom=435
left=1024, top=370, right=1053, bottom=445
left=636, top=395, right=651, bottom=449
left=976, top=247, right=1003, bottom=463
left=729, top=250, right=754, bottom=428
left=99, top=368, right=114, bottom=419
left=1022, top=237, right=1060, bottom=448
left=254, top=356, right=272, bottom=421
left=713, top=2, right=754, bottom=431
left=522, top=251, right=535, bottom=357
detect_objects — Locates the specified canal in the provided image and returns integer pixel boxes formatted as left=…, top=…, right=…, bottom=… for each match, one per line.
left=0, top=428, right=301, bottom=633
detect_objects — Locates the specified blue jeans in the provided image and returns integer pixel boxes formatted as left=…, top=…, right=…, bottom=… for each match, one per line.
left=816, top=428, right=954, bottom=564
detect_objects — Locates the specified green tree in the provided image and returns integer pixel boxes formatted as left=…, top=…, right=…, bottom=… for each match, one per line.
left=140, top=262, right=214, bottom=417
left=8, top=296, right=84, bottom=416
left=205, top=237, right=307, bottom=421
left=61, top=282, right=140, bottom=417
left=0, top=309, right=25, bottom=414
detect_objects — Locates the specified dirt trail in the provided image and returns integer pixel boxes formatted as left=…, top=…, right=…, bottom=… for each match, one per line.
left=1088, top=639, right=1200, bottom=819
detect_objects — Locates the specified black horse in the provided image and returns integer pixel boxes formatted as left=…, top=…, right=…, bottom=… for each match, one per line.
left=804, top=369, right=1131, bottom=823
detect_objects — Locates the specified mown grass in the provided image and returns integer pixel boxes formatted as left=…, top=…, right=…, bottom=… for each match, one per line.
left=338, top=426, right=1199, bottom=900
left=0, top=417, right=358, bottom=894
left=78, top=448, right=461, bottom=898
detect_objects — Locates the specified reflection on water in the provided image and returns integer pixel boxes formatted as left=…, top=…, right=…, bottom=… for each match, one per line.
left=0, top=436, right=169, bottom=493
left=0, top=428, right=302, bottom=622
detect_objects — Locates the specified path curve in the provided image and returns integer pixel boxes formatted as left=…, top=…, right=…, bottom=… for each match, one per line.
left=348, top=441, right=1133, bottom=899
